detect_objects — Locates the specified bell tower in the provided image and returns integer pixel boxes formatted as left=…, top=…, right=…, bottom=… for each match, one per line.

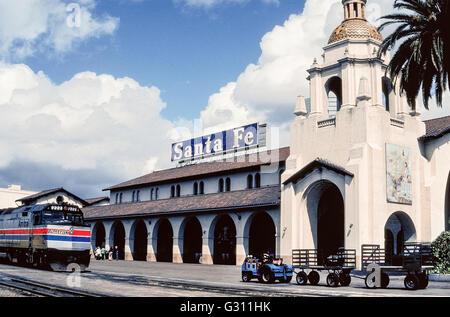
left=342, top=0, right=367, bottom=20
left=304, top=0, right=410, bottom=118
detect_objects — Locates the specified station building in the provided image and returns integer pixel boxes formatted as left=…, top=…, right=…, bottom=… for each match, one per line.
left=83, top=0, right=450, bottom=268
left=83, top=148, right=288, bottom=264
left=280, top=0, right=450, bottom=265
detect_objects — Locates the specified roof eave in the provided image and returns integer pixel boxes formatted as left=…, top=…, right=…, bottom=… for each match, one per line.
left=283, top=159, right=354, bottom=185
left=83, top=202, right=280, bottom=221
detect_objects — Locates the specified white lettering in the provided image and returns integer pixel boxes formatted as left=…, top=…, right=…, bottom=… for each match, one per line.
left=180, top=302, right=215, bottom=315
left=205, top=136, right=212, bottom=154
left=173, top=143, right=183, bottom=160
left=184, top=145, right=192, bottom=158
left=213, top=139, right=223, bottom=152
left=194, top=142, right=203, bottom=156
left=233, top=127, right=245, bottom=148
left=244, top=131, right=254, bottom=146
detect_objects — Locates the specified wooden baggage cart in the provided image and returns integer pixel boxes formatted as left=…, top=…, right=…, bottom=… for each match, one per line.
left=292, top=248, right=356, bottom=287
left=362, top=242, right=435, bottom=290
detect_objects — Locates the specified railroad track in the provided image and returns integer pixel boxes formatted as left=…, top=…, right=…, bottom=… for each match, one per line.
left=132, top=277, right=327, bottom=297
left=0, top=277, right=105, bottom=297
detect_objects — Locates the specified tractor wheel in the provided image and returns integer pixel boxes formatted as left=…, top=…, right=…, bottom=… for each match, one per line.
left=404, top=274, right=420, bottom=290
left=338, top=272, right=351, bottom=287
left=261, top=269, right=275, bottom=284
left=242, top=272, right=251, bottom=282
left=296, top=272, right=308, bottom=285
left=308, top=271, right=320, bottom=285
left=283, top=276, right=292, bottom=283
left=326, top=273, right=340, bottom=287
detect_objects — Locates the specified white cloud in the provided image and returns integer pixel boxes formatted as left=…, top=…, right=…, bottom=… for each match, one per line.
left=199, top=0, right=345, bottom=133
left=198, top=0, right=449, bottom=142
left=0, top=63, right=175, bottom=195
left=0, top=0, right=119, bottom=60
left=175, top=0, right=278, bottom=9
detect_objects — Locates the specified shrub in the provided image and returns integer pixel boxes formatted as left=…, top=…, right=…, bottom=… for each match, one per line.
left=431, top=231, right=450, bottom=274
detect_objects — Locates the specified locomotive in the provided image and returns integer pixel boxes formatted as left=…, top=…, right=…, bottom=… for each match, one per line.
left=0, top=203, right=91, bottom=272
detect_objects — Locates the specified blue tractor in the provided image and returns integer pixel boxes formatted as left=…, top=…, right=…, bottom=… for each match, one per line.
left=241, top=254, right=294, bottom=283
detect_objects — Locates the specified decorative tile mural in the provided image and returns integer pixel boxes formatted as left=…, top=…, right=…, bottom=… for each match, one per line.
left=386, top=143, right=412, bottom=205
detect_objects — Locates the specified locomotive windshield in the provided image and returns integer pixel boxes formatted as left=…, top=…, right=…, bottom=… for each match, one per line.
left=34, top=205, right=87, bottom=226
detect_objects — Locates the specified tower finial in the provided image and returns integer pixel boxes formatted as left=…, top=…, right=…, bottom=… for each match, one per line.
left=342, top=0, right=367, bottom=20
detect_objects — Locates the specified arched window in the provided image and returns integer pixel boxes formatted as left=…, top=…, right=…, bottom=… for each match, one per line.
left=255, top=173, right=261, bottom=188
left=155, top=188, right=159, bottom=200
left=382, top=77, right=393, bottom=112
left=136, top=190, right=140, bottom=202
left=199, top=181, right=204, bottom=195
left=171, top=185, right=175, bottom=198
left=193, top=182, right=198, bottom=196
left=119, top=193, right=123, bottom=204
left=150, top=188, right=154, bottom=201
left=225, top=178, right=231, bottom=192
left=115, top=193, right=119, bottom=204
left=247, top=174, right=253, bottom=189
left=325, top=77, right=342, bottom=118
left=218, top=178, right=224, bottom=193
left=132, top=191, right=136, bottom=202
left=176, top=184, right=181, bottom=197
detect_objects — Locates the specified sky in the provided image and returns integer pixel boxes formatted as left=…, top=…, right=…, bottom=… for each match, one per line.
left=0, top=0, right=449, bottom=199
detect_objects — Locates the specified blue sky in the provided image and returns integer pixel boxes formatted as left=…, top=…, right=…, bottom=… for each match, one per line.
left=0, top=0, right=448, bottom=198
left=23, top=0, right=304, bottom=121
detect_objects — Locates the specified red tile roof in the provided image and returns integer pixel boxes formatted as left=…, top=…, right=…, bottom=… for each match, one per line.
left=85, top=197, right=110, bottom=206
left=83, top=185, right=280, bottom=220
left=105, top=147, right=290, bottom=191
left=421, top=115, right=450, bottom=140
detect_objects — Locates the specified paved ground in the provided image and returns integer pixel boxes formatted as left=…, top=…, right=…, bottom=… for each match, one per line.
left=0, top=259, right=449, bottom=297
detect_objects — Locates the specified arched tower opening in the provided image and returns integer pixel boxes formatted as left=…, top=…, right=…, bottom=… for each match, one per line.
left=325, top=77, right=342, bottom=117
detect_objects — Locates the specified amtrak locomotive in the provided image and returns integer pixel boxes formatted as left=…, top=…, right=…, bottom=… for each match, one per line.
left=0, top=203, right=91, bottom=271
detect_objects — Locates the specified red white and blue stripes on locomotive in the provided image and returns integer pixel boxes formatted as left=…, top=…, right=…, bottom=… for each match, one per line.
left=0, top=203, right=91, bottom=271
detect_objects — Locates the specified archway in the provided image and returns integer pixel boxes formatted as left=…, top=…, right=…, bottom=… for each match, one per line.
left=112, top=221, right=125, bottom=260
left=93, top=222, right=105, bottom=249
left=132, top=219, right=148, bottom=261
left=384, top=211, right=417, bottom=265
left=248, top=212, right=276, bottom=259
left=213, top=215, right=236, bottom=265
left=325, top=77, right=342, bottom=117
left=156, top=219, right=173, bottom=262
left=182, top=217, right=203, bottom=264
left=305, top=181, right=345, bottom=264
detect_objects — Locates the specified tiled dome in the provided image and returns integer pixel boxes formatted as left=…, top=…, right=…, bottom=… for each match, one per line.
left=328, top=18, right=383, bottom=44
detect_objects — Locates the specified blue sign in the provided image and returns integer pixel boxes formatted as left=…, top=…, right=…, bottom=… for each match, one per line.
left=171, top=123, right=259, bottom=161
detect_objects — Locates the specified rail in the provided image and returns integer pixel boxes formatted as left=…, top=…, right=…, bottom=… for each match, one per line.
left=0, top=277, right=105, bottom=297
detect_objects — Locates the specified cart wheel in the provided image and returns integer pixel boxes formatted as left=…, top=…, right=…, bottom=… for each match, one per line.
left=338, top=272, right=351, bottom=287
left=404, top=274, right=420, bottom=290
left=417, top=272, right=429, bottom=289
left=308, top=271, right=320, bottom=285
left=242, top=272, right=251, bottom=282
left=381, top=272, right=390, bottom=289
left=364, top=273, right=376, bottom=289
left=326, top=273, right=339, bottom=287
left=296, top=271, right=308, bottom=285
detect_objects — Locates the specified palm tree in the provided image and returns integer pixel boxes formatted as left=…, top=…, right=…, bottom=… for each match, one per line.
left=378, top=0, right=450, bottom=111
